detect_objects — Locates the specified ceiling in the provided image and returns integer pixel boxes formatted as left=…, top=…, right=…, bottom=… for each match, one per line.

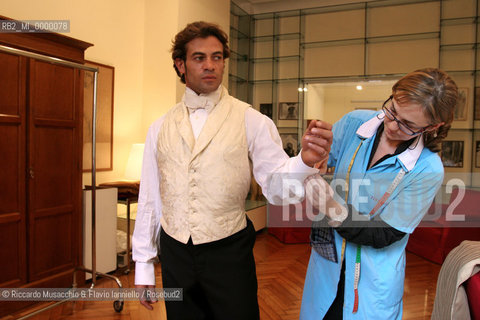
left=233, top=0, right=376, bottom=14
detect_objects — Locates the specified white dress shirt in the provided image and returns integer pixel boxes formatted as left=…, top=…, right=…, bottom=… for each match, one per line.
left=133, top=86, right=319, bottom=285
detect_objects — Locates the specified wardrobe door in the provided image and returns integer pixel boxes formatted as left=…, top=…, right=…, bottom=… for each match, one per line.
left=27, top=59, right=82, bottom=283
left=0, top=52, right=27, bottom=288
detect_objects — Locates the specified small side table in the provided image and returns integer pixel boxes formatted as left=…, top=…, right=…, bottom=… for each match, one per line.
left=117, top=195, right=137, bottom=273
left=98, top=181, right=140, bottom=274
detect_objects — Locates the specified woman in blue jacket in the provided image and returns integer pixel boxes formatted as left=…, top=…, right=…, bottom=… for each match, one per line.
left=300, top=68, right=458, bottom=319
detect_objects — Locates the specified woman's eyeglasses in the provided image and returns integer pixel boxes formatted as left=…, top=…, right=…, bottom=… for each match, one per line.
left=381, top=96, right=431, bottom=136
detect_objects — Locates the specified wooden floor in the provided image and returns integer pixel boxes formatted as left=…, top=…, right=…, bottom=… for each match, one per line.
left=5, top=230, right=441, bottom=320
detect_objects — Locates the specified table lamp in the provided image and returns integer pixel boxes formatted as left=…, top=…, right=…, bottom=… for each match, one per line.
left=124, top=143, right=144, bottom=181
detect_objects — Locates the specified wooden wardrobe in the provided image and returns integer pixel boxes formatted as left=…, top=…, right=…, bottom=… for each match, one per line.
left=0, top=16, right=92, bottom=316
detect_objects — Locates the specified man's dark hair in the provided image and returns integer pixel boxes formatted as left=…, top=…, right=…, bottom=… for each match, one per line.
left=171, top=21, right=230, bottom=83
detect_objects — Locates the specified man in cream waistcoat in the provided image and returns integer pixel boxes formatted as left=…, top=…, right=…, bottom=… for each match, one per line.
left=132, top=21, right=333, bottom=320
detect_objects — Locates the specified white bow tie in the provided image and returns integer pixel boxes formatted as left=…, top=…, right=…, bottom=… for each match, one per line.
left=183, top=86, right=223, bottom=114
left=185, top=96, right=210, bottom=113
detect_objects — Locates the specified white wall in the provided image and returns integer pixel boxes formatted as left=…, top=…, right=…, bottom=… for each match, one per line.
left=305, top=84, right=324, bottom=121
left=142, top=0, right=180, bottom=137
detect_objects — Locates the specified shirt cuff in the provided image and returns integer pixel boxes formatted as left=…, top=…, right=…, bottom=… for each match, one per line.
left=134, top=261, right=156, bottom=286
left=293, top=150, right=320, bottom=179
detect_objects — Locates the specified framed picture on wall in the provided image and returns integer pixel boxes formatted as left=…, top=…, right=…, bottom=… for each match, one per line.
left=454, top=87, right=468, bottom=121
left=278, top=102, right=299, bottom=120
left=83, top=60, right=115, bottom=172
left=441, top=140, right=464, bottom=168
left=259, top=103, right=273, bottom=119
left=280, top=133, right=299, bottom=157
left=354, top=106, right=378, bottom=111
left=476, top=141, right=480, bottom=168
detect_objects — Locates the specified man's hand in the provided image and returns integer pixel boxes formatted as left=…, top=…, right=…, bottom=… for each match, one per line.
left=301, top=120, right=333, bottom=168
left=135, top=284, right=158, bottom=310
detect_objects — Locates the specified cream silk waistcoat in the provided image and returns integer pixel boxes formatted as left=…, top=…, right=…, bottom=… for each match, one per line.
left=156, top=91, right=251, bottom=244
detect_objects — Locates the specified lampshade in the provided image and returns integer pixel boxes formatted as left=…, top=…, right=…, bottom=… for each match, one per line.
left=124, top=143, right=144, bottom=180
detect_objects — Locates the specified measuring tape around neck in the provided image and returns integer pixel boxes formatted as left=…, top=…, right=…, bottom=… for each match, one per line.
left=344, top=140, right=406, bottom=313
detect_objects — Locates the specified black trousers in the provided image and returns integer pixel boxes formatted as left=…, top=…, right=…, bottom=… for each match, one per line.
left=160, top=218, right=260, bottom=320
left=323, top=259, right=345, bottom=319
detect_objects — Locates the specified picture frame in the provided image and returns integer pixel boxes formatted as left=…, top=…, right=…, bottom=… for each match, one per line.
left=278, top=102, right=299, bottom=120
left=280, top=133, right=299, bottom=157
left=83, top=60, right=115, bottom=172
left=441, top=140, right=464, bottom=168
left=475, top=87, right=480, bottom=120
left=354, top=106, right=378, bottom=111
left=454, top=87, right=468, bottom=121
left=259, top=103, right=273, bottom=119
left=476, top=141, right=480, bottom=168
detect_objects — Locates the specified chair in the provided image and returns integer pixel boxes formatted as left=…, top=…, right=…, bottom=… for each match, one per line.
left=431, top=241, right=480, bottom=320
left=466, top=271, right=480, bottom=320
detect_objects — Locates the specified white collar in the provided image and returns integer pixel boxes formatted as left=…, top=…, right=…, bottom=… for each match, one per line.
left=356, top=111, right=424, bottom=172
left=183, top=85, right=223, bottom=114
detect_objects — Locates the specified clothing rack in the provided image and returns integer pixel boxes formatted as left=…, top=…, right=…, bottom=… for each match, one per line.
left=0, top=44, right=124, bottom=317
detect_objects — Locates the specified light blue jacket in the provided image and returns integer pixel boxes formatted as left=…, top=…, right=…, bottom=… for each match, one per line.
left=300, top=110, right=444, bottom=319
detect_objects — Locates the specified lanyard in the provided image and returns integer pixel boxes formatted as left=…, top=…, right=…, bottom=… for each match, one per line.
left=342, top=139, right=406, bottom=313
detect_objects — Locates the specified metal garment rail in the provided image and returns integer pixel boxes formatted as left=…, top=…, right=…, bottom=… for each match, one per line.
left=0, top=44, right=124, bottom=317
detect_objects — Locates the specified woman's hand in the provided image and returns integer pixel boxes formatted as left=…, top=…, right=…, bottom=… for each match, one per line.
left=305, top=173, right=348, bottom=227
